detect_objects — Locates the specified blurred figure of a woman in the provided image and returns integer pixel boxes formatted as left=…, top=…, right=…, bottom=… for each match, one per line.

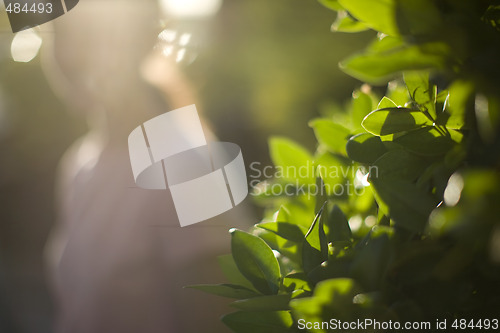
left=42, top=1, right=249, bottom=332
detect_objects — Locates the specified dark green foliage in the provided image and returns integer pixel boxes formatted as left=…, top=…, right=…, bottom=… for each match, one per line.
left=230, top=229, right=281, bottom=295
left=190, top=0, right=500, bottom=331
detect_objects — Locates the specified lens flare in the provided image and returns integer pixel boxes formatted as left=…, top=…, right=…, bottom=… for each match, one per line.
left=160, top=0, right=222, bottom=18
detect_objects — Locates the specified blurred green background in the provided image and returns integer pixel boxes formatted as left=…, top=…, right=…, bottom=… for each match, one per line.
left=0, top=0, right=372, bottom=332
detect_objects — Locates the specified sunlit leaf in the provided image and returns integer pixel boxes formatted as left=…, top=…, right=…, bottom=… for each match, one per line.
left=338, top=0, right=399, bottom=36
left=318, top=0, right=343, bottom=11
left=404, top=71, right=436, bottom=119
left=283, top=272, right=311, bottom=292
left=309, top=119, right=351, bottom=155
left=368, top=35, right=404, bottom=53
left=315, top=152, right=346, bottom=195
left=332, top=11, right=370, bottom=33
left=351, top=90, right=373, bottom=131
left=340, top=42, right=449, bottom=83
left=290, top=278, right=361, bottom=329
left=271, top=205, right=291, bottom=222
left=377, top=96, right=398, bottom=109
left=387, top=80, right=411, bottom=106
left=444, top=80, right=475, bottom=129
left=362, top=107, right=432, bottom=136
left=269, top=137, right=314, bottom=184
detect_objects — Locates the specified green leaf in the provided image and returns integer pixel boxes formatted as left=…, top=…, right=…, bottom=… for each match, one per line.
left=370, top=177, right=438, bottom=232
left=306, top=203, right=328, bottom=252
left=283, top=272, right=311, bottom=292
left=326, top=205, right=352, bottom=243
left=230, top=229, right=281, bottom=295
left=350, top=226, right=394, bottom=290
left=351, top=90, right=373, bottom=131
left=346, top=133, right=388, bottom=164
left=218, top=254, right=257, bottom=291
left=302, top=204, right=328, bottom=273
left=436, top=89, right=449, bottom=104
left=362, top=107, right=432, bottom=136
left=186, top=284, right=259, bottom=299
left=256, top=222, right=307, bottom=243
left=394, top=126, right=456, bottom=156
left=371, top=149, right=428, bottom=182
left=318, top=0, right=343, bottom=11
left=309, top=119, right=351, bottom=155
left=271, top=205, right=290, bottom=222
left=268, top=197, right=316, bottom=229
left=222, top=311, right=293, bottom=333
left=332, top=11, right=369, bottom=33
left=314, top=152, right=346, bottom=195
left=368, top=35, right=404, bottom=53
left=350, top=182, right=375, bottom=213
left=394, top=0, right=442, bottom=36
left=340, top=42, right=449, bottom=83
left=230, top=293, right=293, bottom=311
left=338, top=0, right=399, bottom=36
left=269, top=137, right=314, bottom=184
left=377, top=96, right=398, bottom=109
left=307, top=258, right=351, bottom=286
left=253, top=228, right=297, bottom=269
left=404, top=71, right=436, bottom=119
left=387, top=80, right=411, bottom=106
left=290, top=278, right=361, bottom=327
left=444, top=80, right=475, bottom=129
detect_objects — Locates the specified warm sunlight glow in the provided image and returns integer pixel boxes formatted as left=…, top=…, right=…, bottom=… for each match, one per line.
left=160, top=0, right=222, bottom=18
left=444, top=173, right=464, bottom=207
left=11, top=29, right=42, bottom=63
left=348, top=215, right=363, bottom=232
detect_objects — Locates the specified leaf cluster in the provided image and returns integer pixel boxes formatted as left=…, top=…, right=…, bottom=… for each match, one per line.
left=190, top=1, right=500, bottom=331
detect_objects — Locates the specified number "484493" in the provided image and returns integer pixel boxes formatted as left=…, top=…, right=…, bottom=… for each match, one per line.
left=6, top=2, right=53, bottom=14
left=452, top=319, right=499, bottom=330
